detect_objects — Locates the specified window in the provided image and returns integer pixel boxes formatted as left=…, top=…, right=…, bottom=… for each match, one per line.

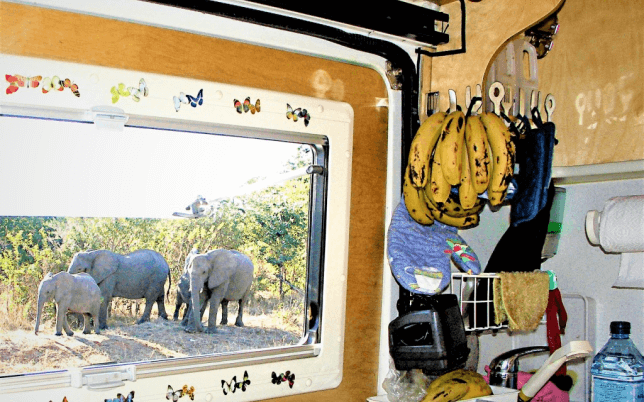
left=1, top=55, right=354, bottom=400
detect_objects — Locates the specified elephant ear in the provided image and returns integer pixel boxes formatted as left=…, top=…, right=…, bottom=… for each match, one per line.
left=207, top=266, right=226, bottom=290
left=90, top=251, right=119, bottom=284
left=207, top=251, right=230, bottom=289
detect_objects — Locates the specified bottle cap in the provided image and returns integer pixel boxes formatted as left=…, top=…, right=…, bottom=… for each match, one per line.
left=610, top=321, right=631, bottom=335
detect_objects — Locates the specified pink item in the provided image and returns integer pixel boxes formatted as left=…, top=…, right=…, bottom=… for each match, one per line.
left=484, top=365, right=569, bottom=402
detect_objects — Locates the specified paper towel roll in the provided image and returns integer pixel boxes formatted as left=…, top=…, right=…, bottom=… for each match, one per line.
left=585, top=195, right=644, bottom=289
left=586, top=195, right=644, bottom=253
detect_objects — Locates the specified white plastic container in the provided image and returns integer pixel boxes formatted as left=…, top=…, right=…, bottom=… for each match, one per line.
left=461, top=386, right=519, bottom=402
left=366, top=385, right=519, bottom=402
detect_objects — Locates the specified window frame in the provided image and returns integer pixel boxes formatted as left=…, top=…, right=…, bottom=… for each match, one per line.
left=0, top=53, right=354, bottom=400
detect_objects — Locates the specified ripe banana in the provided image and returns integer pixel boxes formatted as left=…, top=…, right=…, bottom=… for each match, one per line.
left=464, top=115, right=491, bottom=194
left=428, top=148, right=451, bottom=204
left=403, top=165, right=435, bottom=225
left=408, top=111, right=447, bottom=188
left=423, top=369, right=493, bottom=402
left=438, top=110, right=466, bottom=186
left=430, top=206, right=480, bottom=229
left=425, top=191, right=485, bottom=218
left=458, top=145, right=478, bottom=210
left=488, top=139, right=516, bottom=205
left=480, top=112, right=513, bottom=205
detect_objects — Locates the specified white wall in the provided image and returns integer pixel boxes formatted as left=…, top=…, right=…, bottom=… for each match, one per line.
left=460, top=177, right=644, bottom=401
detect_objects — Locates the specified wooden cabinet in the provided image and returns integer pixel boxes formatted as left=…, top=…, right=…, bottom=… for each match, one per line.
left=423, top=0, right=644, bottom=168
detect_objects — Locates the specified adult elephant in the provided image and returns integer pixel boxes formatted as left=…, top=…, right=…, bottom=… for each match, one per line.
left=67, top=249, right=170, bottom=329
left=187, top=249, right=254, bottom=333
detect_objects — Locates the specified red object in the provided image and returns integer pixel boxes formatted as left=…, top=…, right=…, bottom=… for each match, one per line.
left=546, top=288, right=568, bottom=377
left=484, top=366, right=569, bottom=402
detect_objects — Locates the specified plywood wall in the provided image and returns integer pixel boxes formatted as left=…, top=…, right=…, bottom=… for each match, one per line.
left=537, top=0, right=644, bottom=166
left=425, top=0, right=643, bottom=167
left=0, top=2, right=388, bottom=401
left=423, top=0, right=563, bottom=115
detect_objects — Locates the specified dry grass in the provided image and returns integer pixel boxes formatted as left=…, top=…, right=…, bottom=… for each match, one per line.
left=0, top=291, right=36, bottom=332
left=0, top=290, right=304, bottom=375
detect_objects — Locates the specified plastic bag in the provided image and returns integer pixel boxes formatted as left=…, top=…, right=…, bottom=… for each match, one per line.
left=382, top=358, right=431, bottom=402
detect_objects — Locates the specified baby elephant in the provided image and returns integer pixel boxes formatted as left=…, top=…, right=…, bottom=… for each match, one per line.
left=35, top=272, right=101, bottom=336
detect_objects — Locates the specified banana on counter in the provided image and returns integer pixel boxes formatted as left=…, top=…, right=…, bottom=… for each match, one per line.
left=422, top=369, right=493, bottom=402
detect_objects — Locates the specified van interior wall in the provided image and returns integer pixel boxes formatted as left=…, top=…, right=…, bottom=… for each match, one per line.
left=462, top=178, right=644, bottom=382
left=537, top=0, right=644, bottom=166
left=460, top=0, right=644, bottom=392
left=0, top=2, right=389, bottom=401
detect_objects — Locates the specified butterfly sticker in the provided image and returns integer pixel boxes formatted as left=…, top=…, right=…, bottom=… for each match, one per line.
left=173, top=92, right=188, bottom=112
left=105, top=391, right=134, bottom=402
left=42, top=77, right=80, bottom=97
left=286, top=104, right=310, bottom=127
left=41, top=76, right=63, bottom=94
left=166, top=385, right=183, bottom=401
left=62, top=78, right=81, bottom=97
left=128, top=78, right=149, bottom=102
left=237, top=370, right=251, bottom=392
left=186, top=89, right=203, bottom=108
left=221, top=376, right=237, bottom=395
left=111, top=83, right=131, bottom=104
left=234, top=97, right=261, bottom=114
left=6, top=74, right=42, bottom=94
left=271, top=371, right=295, bottom=388
left=182, top=385, right=195, bottom=401
left=49, top=398, right=68, bottom=402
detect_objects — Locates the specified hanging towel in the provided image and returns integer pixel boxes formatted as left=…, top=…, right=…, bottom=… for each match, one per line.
left=511, top=113, right=557, bottom=226
left=469, top=183, right=555, bottom=327
left=493, top=271, right=550, bottom=331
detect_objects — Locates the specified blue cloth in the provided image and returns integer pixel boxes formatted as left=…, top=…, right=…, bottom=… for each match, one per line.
left=387, top=198, right=482, bottom=295
left=510, top=119, right=557, bottom=226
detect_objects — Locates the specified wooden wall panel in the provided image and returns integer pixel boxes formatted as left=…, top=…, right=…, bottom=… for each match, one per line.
left=0, top=2, right=388, bottom=401
left=424, top=0, right=563, bottom=116
left=537, top=0, right=644, bottom=166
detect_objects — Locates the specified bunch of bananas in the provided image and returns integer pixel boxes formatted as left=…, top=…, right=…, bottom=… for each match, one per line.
left=422, top=369, right=493, bottom=402
left=404, top=107, right=515, bottom=229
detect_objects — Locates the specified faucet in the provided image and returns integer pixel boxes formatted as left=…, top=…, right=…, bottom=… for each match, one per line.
left=488, top=346, right=550, bottom=389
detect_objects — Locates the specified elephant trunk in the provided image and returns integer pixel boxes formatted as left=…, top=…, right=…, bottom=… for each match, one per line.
left=35, top=294, right=45, bottom=335
left=190, top=278, right=204, bottom=332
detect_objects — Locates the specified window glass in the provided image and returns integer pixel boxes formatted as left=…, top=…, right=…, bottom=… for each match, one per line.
left=0, top=116, right=315, bottom=376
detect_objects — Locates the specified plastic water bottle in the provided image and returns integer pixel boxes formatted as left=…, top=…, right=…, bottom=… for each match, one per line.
left=591, top=321, right=644, bottom=401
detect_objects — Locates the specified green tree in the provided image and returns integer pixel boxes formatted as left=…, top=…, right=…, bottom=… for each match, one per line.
left=231, top=146, right=311, bottom=299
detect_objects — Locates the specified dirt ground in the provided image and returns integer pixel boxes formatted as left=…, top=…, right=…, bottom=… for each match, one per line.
left=0, top=314, right=301, bottom=375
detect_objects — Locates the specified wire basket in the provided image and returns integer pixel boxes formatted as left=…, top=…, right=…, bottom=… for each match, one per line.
left=448, top=273, right=507, bottom=332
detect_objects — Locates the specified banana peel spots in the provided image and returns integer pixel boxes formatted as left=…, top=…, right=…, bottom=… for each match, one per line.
left=422, top=369, right=492, bottom=402
left=493, top=271, right=549, bottom=331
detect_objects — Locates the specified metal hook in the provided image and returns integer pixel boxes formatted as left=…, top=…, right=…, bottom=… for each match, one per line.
left=489, top=82, right=504, bottom=115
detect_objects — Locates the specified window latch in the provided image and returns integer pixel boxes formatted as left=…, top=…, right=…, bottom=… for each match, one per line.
left=90, top=106, right=129, bottom=130
left=70, top=365, right=136, bottom=389
left=306, top=165, right=325, bottom=175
